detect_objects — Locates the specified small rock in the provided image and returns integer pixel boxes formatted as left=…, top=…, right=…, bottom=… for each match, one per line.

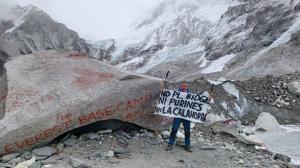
left=106, top=151, right=114, bottom=157
left=199, top=145, right=216, bottom=150
left=273, top=153, right=291, bottom=162
left=14, top=157, right=35, bottom=168
left=287, top=80, right=300, bottom=96
left=113, top=148, right=130, bottom=159
left=161, top=131, right=170, bottom=139
left=11, top=158, right=24, bottom=167
left=29, top=161, right=41, bottom=168
left=140, top=149, right=152, bottom=155
left=32, top=147, right=58, bottom=157
left=97, top=129, right=112, bottom=134
left=176, top=132, right=185, bottom=139
left=56, top=143, right=64, bottom=151
left=89, top=152, right=102, bottom=161
left=21, top=151, right=32, bottom=160
left=68, top=157, right=90, bottom=168
left=80, top=133, right=99, bottom=141
left=64, top=138, right=79, bottom=147
left=294, top=3, right=300, bottom=11
left=122, top=132, right=132, bottom=139
left=74, top=165, right=90, bottom=168
left=238, top=159, right=244, bottom=165
left=108, top=157, right=120, bottom=164
left=1, top=153, right=21, bottom=163
left=0, top=162, right=12, bottom=167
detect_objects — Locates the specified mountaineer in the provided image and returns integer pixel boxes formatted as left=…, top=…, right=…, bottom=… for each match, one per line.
left=165, top=81, right=193, bottom=152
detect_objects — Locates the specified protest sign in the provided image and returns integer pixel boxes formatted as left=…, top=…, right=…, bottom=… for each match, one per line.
left=155, top=89, right=210, bottom=123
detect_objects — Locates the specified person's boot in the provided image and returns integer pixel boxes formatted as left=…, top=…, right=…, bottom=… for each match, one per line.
left=185, top=146, right=192, bottom=152
left=165, top=144, right=173, bottom=151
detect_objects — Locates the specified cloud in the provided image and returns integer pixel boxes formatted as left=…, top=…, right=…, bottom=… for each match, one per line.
left=2, top=0, right=164, bottom=41
left=0, top=1, right=17, bottom=21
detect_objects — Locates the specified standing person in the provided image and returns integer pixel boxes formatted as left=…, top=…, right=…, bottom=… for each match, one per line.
left=165, top=81, right=192, bottom=152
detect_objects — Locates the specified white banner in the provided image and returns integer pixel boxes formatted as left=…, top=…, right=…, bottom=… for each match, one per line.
left=155, top=89, right=210, bottom=123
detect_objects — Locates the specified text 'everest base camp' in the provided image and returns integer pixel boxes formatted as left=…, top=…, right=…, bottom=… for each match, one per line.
left=0, top=0, right=300, bottom=168
left=0, top=50, right=171, bottom=154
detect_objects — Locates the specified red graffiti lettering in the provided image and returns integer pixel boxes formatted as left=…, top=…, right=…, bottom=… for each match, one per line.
left=4, top=121, right=72, bottom=154
left=57, top=112, right=73, bottom=124
left=72, top=68, right=114, bottom=90
left=67, top=52, right=86, bottom=59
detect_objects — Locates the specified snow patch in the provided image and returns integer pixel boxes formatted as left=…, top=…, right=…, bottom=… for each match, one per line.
left=221, top=101, right=228, bottom=110
left=201, top=54, right=236, bottom=74
left=136, top=38, right=204, bottom=73
left=117, top=57, right=144, bottom=69
left=5, top=6, right=33, bottom=33
left=267, top=15, right=300, bottom=51
left=207, top=77, right=228, bottom=85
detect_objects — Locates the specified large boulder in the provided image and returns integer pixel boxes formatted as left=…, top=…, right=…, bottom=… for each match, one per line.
left=287, top=80, right=300, bottom=96
left=255, top=112, right=280, bottom=131
left=0, top=50, right=171, bottom=155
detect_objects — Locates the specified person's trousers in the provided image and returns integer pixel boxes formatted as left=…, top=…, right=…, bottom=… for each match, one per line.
left=168, top=118, right=191, bottom=147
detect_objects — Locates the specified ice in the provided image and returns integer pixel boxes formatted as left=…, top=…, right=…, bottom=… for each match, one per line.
left=201, top=54, right=236, bottom=74
left=233, top=103, right=243, bottom=117
left=222, top=82, right=239, bottom=100
left=245, top=125, right=300, bottom=165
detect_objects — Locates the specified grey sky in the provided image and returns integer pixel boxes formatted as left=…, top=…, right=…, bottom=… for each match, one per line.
left=2, top=0, right=163, bottom=41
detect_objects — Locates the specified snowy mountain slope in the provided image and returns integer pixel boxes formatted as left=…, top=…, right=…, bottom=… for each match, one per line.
left=92, top=0, right=237, bottom=71
left=92, top=0, right=300, bottom=80
left=0, top=5, right=93, bottom=61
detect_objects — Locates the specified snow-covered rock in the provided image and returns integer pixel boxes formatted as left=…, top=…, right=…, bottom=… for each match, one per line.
left=0, top=50, right=171, bottom=155
left=93, top=0, right=300, bottom=81
left=0, top=5, right=92, bottom=60
left=255, top=112, right=280, bottom=131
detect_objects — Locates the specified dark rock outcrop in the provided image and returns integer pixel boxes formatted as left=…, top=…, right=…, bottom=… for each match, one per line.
left=0, top=5, right=93, bottom=59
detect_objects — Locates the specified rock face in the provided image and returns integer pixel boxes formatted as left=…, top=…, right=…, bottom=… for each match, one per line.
left=0, top=5, right=93, bottom=59
left=0, top=50, right=171, bottom=155
left=287, top=80, right=300, bottom=96
left=255, top=113, right=280, bottom=131
left=0, top=58, right=7, bottom=120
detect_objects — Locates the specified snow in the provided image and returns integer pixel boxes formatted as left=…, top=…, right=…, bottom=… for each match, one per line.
left=207, top=77, right=228, bottom=85
left=222, top=82, right=239, bottom=100
left=201, top=54, right=236, bottom=74
left=5, top=6, right=33, bottom=33
left=267, top=15, right=300, bottom=51
left=135, top=38, right=204, bottom=73
left=117, top=57, right=144, bottom=68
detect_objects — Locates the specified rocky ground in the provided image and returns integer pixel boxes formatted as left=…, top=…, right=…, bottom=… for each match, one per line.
left=236, top=73, right=300, bottom=110
left=1, top=121, right=298, bottom=168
